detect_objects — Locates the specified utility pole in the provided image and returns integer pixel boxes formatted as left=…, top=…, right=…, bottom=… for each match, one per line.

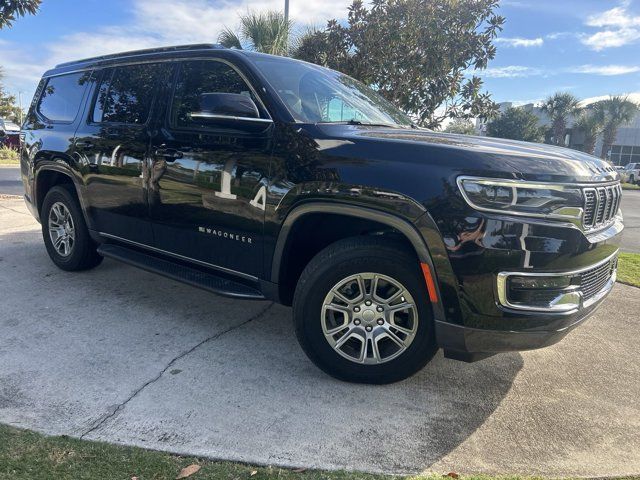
left=284, top=0, right=289, bottom=23
left=18, top=91, right=23, bottom=125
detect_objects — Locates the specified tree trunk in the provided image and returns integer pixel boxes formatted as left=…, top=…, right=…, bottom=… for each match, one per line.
left=583, top=135, right=596, bottom=155
left=600, top=125, right=617, bottom=160
left=553, top=119, right=566, bottom=146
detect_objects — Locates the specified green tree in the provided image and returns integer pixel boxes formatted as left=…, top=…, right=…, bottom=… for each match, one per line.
left=292, top=0, right=504, bottom=128
left=444, top=118, right=476, bottom=135
left=0, top=68, right=23, bottom=122
left=486, top=107, right=544, bottom=143
left=540, top=92, right=581, bottom=147
left=572, top=108, right=604, bottom=155
left=218, top=10, right=293, bottom=56
left=594, top=96, right=639, bottom=160
left=0, top=0, right=41, bottom=28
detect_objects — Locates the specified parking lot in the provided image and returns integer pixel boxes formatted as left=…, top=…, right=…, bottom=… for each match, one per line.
left=1, top=195, right=639, bottom=476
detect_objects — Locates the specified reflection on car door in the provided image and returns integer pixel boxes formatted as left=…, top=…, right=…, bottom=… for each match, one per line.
left=149, top=59, right=272, bottom=278
left=75, top=63, right=172, bottom=245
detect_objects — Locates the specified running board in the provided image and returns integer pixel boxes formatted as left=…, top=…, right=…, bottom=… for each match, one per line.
left=97, top=244, right=265, bottom=300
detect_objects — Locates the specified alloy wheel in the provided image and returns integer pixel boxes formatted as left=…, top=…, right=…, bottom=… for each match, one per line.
left=48, top=202, right=75, bottom=257
left=321, top=272, right=418, bottom=364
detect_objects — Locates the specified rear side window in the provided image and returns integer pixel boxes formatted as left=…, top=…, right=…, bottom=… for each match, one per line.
left=92, top=63, right=167, bottom=124
left=37, top=72, right=88, bottom=123
left=171, top=60, right=258, bottom=129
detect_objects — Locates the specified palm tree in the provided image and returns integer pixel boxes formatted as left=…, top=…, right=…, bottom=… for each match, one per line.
left=573, top=108, right=604, bottom=155
left=540, top=92, right=581, bottom=147
left=595, top=96, right=640, bottom=160
left=218, top=10, right=293, bottom=56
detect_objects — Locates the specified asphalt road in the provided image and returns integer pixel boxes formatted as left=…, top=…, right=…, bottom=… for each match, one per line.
left=1, top=166, right=638, bottom=252
left=0, top=166, right=22, bottom=196
left=0, top=196, right=639, bottom=477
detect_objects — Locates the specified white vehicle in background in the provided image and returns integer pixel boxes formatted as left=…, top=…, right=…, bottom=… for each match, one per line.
left=622, top=163, right=640, bottom=185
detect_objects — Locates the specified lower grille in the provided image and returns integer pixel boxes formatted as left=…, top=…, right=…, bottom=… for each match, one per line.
left=580, top=255, right=617, bottom=301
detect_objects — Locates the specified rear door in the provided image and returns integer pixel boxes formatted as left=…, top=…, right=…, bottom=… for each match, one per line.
left=75, top=62, right=172, bottom=245
left=148, top=58, right=273, bottom=278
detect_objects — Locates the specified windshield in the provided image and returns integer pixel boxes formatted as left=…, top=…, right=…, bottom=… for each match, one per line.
left=250, top=55, right=412, bottom=127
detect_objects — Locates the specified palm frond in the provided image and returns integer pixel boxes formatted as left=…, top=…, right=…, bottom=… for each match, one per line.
left=218, top=28, right=243, bottom=49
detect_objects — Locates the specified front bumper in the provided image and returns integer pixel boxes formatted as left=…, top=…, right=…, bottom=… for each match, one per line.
left=436, top=271, right=613, bottom=361
left=432, top=211, right=622, bottom=361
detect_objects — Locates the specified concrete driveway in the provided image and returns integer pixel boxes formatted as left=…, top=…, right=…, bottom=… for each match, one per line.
left=1, top=196, right=639, bottom=477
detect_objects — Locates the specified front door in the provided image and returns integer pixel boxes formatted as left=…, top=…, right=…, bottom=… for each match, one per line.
left=149, top=59, right=272, bottom=278
left=76, top=63, right=171, bottom=245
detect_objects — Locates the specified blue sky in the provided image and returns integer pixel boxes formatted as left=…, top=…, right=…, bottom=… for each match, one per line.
left=1, top=0, right=640, bottom=108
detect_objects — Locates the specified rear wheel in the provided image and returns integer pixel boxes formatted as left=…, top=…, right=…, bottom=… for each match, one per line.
left=293, top=237, right=437, bottom=384
left=41, top=185, right=103, bottom=271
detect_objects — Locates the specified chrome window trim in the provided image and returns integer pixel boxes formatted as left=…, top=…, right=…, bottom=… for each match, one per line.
left=496, top=250, right=619, bottom=314
left=189, top=112, right=273, bottom=123
left=98, top=232, right=258, bottom=282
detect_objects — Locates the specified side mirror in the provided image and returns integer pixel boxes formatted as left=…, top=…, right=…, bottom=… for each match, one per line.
left=190, top=93, right=262, bottom=121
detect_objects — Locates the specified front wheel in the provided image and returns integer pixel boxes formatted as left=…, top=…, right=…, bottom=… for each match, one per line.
left=293, top=237, right=437, bottom=384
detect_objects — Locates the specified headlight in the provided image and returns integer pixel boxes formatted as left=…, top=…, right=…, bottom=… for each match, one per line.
left=456, top=176, right=583, bottom=222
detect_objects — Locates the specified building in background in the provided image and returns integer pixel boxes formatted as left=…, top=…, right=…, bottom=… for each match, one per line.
left=476, top=102, right=640, bottom=166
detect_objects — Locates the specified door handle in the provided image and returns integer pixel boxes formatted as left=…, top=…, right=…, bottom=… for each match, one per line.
left=154, top=147, right=183, bottom=161
left=75, top=141, right=94, bottom=149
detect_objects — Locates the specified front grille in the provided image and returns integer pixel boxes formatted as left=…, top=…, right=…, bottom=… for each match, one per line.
left=583, top=184, right=621, bottom=230
left=579, top=255, right=617, bottom=301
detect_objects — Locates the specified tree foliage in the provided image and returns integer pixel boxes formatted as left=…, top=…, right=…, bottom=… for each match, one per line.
left=540, top=92, right=581, bottom=147
left=593, top=96, right=639, bottom=159
left=218, top=10, right=293, bottom=56
left=573, top=108, right=603, bottom=155
left=292, top=0, right=504, bottom=128
left=0, top=68, right=23, bottom=122
left=486, top=107, right=544, bottom=143
left=444, top=118, right=476, bottom=135
left=0, top=0, right=40, bottom=29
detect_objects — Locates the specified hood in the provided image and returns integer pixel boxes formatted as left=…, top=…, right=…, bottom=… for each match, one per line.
left=314, top=124, right=619, bottom=184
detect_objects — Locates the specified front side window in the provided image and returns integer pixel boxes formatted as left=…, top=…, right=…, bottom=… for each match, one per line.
left=249, top=55, right=412, bottom=127
left=92, top=63, right=167, bottom=124
left=38, top=72, right=89, bottom=123
left=170, top=60, right=258, bottom=129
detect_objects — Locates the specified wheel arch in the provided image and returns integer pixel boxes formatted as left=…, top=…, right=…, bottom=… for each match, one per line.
left=270, top=202, right=446, bottom=321
left=33, top=161, right=92, bottom=230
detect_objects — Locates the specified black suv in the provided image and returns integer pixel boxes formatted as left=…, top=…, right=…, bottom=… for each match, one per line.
left=21, top=44, right=623, bottom=383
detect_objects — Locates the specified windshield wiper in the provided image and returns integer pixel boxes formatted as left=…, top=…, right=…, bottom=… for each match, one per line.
left=318, top=119, right=404, bottom=128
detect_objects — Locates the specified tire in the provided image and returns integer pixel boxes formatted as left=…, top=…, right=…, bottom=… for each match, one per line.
left=630, top=175, right=635, bottom=185
left=41, top=185, right=103, bottom=271
left=293, top=236, right=437, bottom=384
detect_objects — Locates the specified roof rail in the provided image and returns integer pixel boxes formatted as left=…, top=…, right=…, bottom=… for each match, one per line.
left=55, top=44, right=226, bottom=68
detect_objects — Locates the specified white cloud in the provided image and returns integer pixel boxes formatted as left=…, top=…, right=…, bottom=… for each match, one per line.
left=479, top=66, right=543, bottom=78
left=572, top=64, right=640, bottom=76
left=1, top=0, right=353, bottom=99
left=495, top=37, right=543, bottom=47
left=579, top=91, right=640, bottom=106
left=582, top=1, right=640, bottom=50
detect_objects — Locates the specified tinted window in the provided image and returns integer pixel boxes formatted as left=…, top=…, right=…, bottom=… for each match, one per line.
left=38, top=72, right=88, bottom=123
left=93, top=63, right=166, bottom=124
left=171, top=60, right=257, bottom=129
left=250, top=55, right=412, bottom=127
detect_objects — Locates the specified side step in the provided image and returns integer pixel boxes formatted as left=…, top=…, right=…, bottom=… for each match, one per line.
left=97, top=244, right=265, bottom=300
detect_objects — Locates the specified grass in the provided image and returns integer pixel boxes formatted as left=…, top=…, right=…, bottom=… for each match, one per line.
left=0, top=146, right=19, bottom=165
left=621, top=182, right=640, bottom=190
left=6, top=423, right=623, bottom=480
left=618, top=252, right=640, bottom=288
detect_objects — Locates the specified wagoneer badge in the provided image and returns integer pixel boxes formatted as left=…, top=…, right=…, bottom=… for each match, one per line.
left=198, top=227, right=252, bottom=244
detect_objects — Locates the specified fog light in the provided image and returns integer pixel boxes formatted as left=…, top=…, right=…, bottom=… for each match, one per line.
left=497, top=273, right=582, bottom=312
left=508, top=275, right=576, bottom=290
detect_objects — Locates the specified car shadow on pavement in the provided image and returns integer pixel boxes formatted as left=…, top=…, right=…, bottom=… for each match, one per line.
left=0, top=232, right=524, bottom=473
